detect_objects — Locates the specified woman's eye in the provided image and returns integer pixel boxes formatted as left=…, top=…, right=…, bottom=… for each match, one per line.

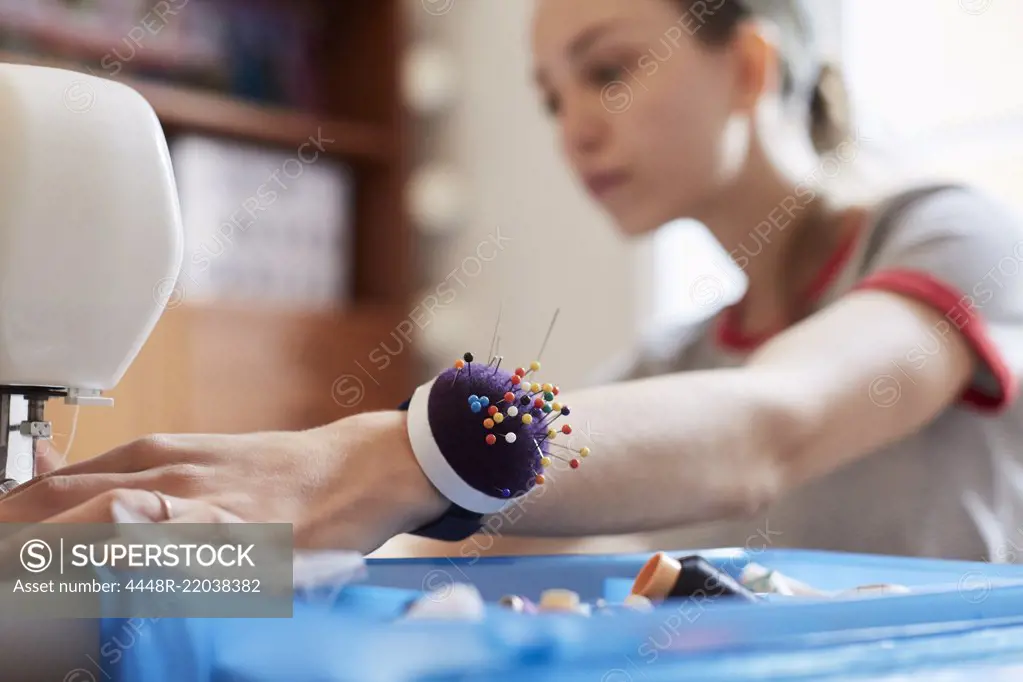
left=587, top=62, right=625, bottom=86
left=543, top=92, right=562, bottom=116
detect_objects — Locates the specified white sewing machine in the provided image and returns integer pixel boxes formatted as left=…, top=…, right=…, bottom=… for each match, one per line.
left=0, top=62, right=183, bottom=492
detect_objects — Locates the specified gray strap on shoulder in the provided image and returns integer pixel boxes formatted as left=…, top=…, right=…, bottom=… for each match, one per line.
left=859, top=183, right=965, bottom=271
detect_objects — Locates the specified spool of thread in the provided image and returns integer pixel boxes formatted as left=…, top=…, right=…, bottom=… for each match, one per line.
left=538, top=589, right=591, bottom=616
left=740, top=562, right=829, bottom=597
left=499, top=595, right=525, bottom=612
left=403, top=583, right=486, bottom=620
left=593, top=595, right=653, bottom=615
left=631, top=553, right=759, bottom=603
left=540, top=588, right=582, bottom=613
left=623, top=594, right=654, bottom=611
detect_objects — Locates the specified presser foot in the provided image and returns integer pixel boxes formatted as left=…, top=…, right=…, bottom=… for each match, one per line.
left=0, top=389, right=62, bottom=492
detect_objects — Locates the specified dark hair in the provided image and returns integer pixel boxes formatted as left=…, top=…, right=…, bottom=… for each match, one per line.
left=674, top=0, right=850, bottom=154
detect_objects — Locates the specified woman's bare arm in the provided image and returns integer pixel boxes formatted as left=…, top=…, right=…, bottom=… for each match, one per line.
left=495, top=289, right=976, bottom=536
left=0, top=290, right=977, bottom=554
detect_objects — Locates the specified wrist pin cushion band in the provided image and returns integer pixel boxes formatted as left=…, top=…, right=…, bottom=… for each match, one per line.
left=399, top=310, right=592, bottom=541
left=402, top=354, right=591, bottom=540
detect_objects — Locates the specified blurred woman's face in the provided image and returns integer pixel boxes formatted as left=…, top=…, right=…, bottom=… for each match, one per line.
left=532, top=0, right=741, bottom=235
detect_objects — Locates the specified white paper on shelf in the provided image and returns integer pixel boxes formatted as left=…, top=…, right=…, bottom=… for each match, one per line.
left=170, top=135, right=354, bottom=310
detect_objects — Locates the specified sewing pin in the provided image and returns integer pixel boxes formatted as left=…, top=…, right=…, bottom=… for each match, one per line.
left=508, top=366, right=527, bottom=387
left=450, top=358, right=465, bottom=387
left=547, top=442, right=591, bottom=458
left=537, top=427, right=558, bottom=445
left=490, top=334, right=503, bottom=375
left=531, top=308, right=560, bottom=371
left=487, top=302, right=503, bottom=364
left=533, top=440, right=578, bottom=470
left=541, top=404, right=569, bottom=428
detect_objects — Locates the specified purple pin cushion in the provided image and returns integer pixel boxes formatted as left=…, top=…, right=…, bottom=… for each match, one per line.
left=405, top=363, right=568, bottom=515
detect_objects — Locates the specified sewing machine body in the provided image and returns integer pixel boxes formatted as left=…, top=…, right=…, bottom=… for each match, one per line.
left=0, top=63, right=183, bottom=485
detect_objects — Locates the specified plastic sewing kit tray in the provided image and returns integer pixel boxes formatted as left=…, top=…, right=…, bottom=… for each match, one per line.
left=108, top=548, right=1023, bottom=682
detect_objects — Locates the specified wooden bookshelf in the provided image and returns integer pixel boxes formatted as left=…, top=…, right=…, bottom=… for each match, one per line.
left=0, top=49, right=394, bottom=163
left=0, top=0, right=414, bottom=460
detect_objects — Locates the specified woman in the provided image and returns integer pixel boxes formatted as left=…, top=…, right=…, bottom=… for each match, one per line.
left=5, top=0, right=1022, bottom=562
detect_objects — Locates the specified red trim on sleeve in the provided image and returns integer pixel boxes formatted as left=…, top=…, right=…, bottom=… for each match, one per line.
left=715, top=310, right=774, bottom=353
left=853, top=269, right=1018, bottom=413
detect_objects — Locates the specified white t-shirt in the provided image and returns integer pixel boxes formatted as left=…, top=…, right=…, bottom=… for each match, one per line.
left=605, top=185, right=1023, bottom=562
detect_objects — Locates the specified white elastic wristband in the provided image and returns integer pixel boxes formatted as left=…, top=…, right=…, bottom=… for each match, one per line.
left=405, top=377, right=508, bottom=515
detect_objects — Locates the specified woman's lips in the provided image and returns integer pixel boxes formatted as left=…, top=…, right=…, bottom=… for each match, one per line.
left=584, top=170, right=630, bottom=199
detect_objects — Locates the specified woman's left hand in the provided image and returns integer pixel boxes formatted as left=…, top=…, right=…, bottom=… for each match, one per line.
left=0, top=411, right=449, bottom=553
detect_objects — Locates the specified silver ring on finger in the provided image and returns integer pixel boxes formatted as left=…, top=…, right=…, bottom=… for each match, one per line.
left=153, top=490, right=173, bottom=521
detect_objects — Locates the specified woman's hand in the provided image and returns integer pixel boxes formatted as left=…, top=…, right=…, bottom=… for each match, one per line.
left=0, top=411, right=449, bottom=554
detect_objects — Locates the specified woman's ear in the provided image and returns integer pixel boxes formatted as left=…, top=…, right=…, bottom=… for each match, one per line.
left=730, top=20, right=781, bottom=112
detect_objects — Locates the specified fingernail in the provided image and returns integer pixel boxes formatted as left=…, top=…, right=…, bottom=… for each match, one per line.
left=111, top=500, right=154, bottom=524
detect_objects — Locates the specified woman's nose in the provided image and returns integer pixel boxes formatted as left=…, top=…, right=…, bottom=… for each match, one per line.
left=559, top=92, right=608, bottom=159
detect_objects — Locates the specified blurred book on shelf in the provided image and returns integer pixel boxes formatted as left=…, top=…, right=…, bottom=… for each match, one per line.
left=0, top=0, right=326, bottom=111
left=171, top=135, right=354, bottom=311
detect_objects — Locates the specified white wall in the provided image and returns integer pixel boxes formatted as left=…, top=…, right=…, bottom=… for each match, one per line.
left=409, top=0, right=648, bottom=388
left=844, top=0, right=1023, bottom=142
left=841, top=0, right=1023, bottom=213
